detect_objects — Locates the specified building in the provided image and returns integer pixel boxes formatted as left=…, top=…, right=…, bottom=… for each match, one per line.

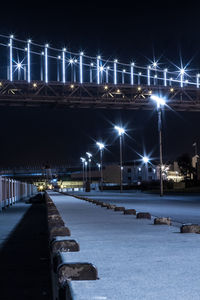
left=123, top=162, right=158, bottom=185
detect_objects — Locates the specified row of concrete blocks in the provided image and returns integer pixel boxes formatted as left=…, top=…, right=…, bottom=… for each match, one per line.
left=71, top=194, right=200, bottom=234
left=46, top=194, right=99, bottom=300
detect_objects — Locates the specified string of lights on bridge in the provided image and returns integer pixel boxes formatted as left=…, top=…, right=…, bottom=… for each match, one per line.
left=0, top=34, right=200, bottom=89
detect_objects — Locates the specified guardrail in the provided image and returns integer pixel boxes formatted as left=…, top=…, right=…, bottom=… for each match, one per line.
left=0, top=176, right=37, bottom=211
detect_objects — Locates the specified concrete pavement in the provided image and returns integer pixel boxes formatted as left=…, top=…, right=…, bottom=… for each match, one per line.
left=48, top=191, right=200, bottom=300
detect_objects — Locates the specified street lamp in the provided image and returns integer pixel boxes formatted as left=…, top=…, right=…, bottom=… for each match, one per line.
left=16, top=62, right=22, bottom=80
left=85, top=161, right=88, bottom=183
left=142, top=156, right=150, bottom=181
left=80, top=157, right=86, bottom=190
left=114, top=125, right=125, bottom=192
left=86, top=152, right=92, bottom=184
left=96, top=142, right=105, bottom=191
left=151, top=94, right=166, bottom=196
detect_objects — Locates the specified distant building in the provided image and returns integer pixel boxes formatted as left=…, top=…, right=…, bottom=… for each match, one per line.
left=161, top=161, right=184, bottom=182
left=123, top=162, right=158, bottom=184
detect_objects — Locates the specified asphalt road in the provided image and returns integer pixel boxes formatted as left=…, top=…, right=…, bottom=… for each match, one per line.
left=73, top=190, right=200, bottom=224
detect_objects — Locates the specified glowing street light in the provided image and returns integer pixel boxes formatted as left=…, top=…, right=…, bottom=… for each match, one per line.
left=142, top=156, right=150, bottom=181
left=151, top=94, right=166, bottom=196
left=16, top=62, right=22, bottom=80
left=151, top=95, right=166, bottom=109
left=80, top=157, right=86, bottom=190
left=96, top=163, right=101, bottom=171
left=96, top=142, right=105, bottom=150
left=96, top=142, right=105, bottom=191
left=142, top=156, right=150, bottom=164
left=114, top=126, right=125, bottom=192
left=86, top=152, right=92, bottom=184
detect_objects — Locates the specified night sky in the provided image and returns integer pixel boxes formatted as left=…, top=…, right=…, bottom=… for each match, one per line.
left=0, top=1, right=200, bottom=168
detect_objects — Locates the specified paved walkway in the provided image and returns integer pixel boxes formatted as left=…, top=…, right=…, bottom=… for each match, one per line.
left=71, top=190, right=200, bottom=224
left=49, top=191, right=200, bottom=300
left=0, top=200, right=52, bottom=300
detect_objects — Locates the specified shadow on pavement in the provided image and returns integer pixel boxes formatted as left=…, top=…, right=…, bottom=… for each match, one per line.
left=0, top=202, right=52, bottom=300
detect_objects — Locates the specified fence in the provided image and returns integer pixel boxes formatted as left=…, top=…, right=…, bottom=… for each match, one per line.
left=0, top=176, right=37, bottom=211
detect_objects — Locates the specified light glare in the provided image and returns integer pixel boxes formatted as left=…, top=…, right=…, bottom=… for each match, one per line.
left=114, top=126, right=125, bottom=136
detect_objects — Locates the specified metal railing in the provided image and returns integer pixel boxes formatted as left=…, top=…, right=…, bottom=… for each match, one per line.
left=0, top=176, right=37, bottom=211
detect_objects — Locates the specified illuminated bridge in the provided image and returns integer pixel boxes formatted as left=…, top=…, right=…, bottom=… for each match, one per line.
left=0, top=34, right=200, bottom=111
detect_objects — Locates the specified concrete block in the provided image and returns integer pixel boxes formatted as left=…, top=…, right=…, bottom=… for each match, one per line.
left=51, top=239, right=80, bottom=253
left=180, top=224, right=200, bottom=233
left=101, top=203, right=108, bottom=207
left=154, top=217, right=171, bottom=225
left=124, top=209, right=136, bottom=215
left=47, top=209, right=59, bottom=215
left=136, top=212, right=151, bottom=219
left=107, top=204, right=116, bottom=209
left=96, top=202, right=103, bottom=206
left=48, top=215, right=65, bottom=227
left=114, top=206, right=125, bottom=212
left=57, top=263, right=98, bottom=283
left=48, top=214, right=62, bottom=221
left=50, top=226, right=71, bottom=238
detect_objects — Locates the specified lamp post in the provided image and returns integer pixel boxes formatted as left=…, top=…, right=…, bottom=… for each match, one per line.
left=151, top=95, right=166, bottom=196
left=85, top=161, right=88, bottom=183
left=142, top=156, right=150, bottom=181
left=80, top=157, right=86, bottom=190
left=86, top=152, right=92, bottom=183
left=96, top=142, right=105, bottom=191
left=114, top=126, right=125, bottom=192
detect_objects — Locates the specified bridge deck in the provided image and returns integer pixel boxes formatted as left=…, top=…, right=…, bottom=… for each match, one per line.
left=0, top=81, right=200, bottom=111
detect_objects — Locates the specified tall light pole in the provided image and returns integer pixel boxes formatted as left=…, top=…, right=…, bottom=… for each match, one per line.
left=96, top=142, right=105, bottom=191
left=151, top=95, right=166, bottom=196
left=80, top=157, right=86, bottom=190
left=86, top=152, right=92, bottom=184
left=85, top=161, right=88, bottom=183
left=114, top=126, right=125, bottom=192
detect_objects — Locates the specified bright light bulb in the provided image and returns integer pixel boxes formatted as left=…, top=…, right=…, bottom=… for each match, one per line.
left=96, top=142, right=105, bottom=150
left=86, top=152, right=92, bottom=158
left=143, top=156, right=149, bottom=163
left=17, top=63, right=22, bottom=69
left=151, top=95, right=166, bottom=107
left=114, top=126, right=125, bottom=136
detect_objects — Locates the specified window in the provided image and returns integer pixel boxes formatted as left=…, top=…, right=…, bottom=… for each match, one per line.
left=128, top=168, right=131, bottom=173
